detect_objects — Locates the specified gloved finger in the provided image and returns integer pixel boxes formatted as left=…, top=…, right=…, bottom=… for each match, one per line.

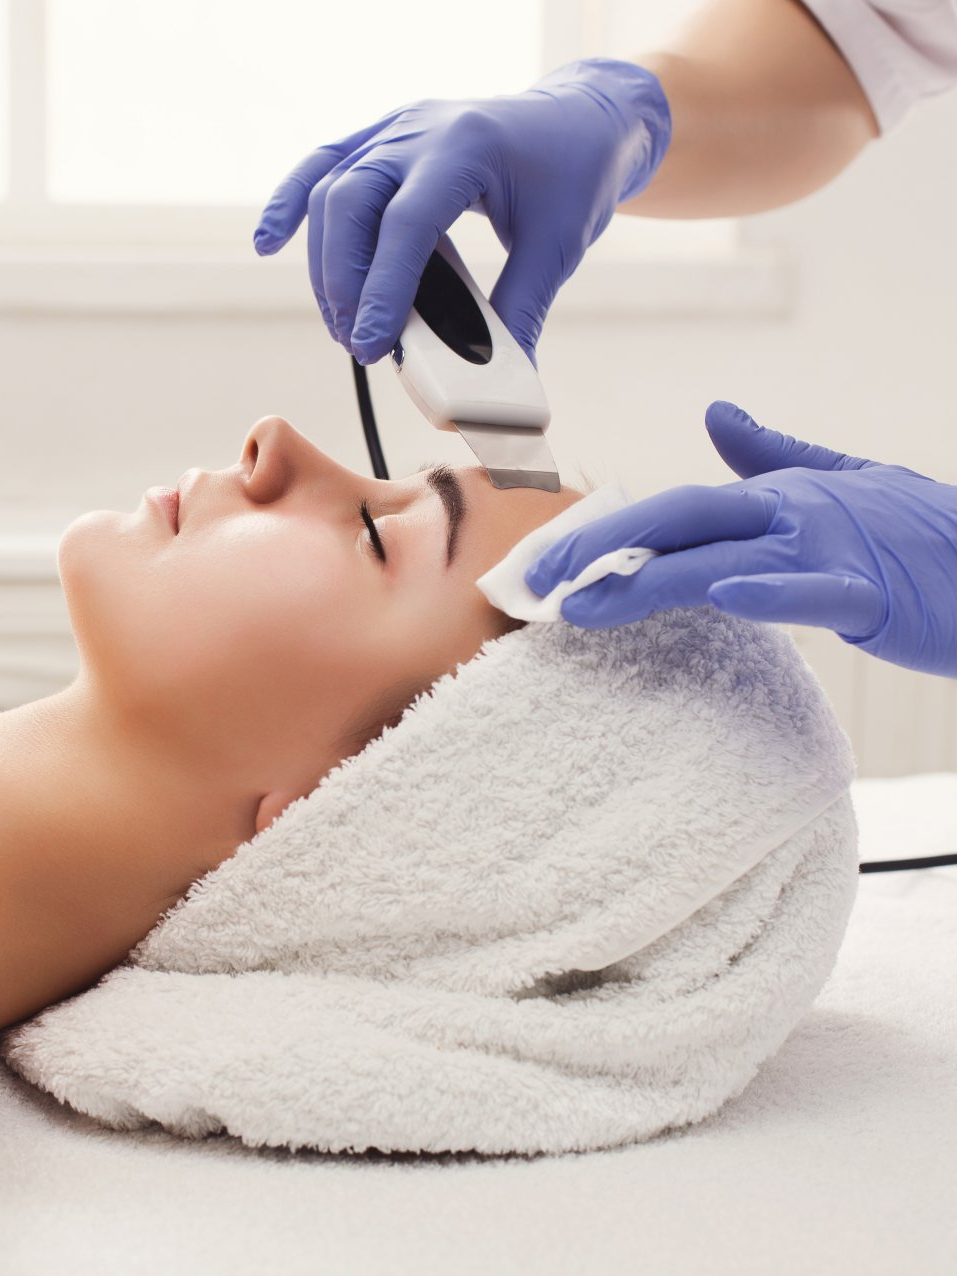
left=305, top=171, right=345, bottom=336
left=704, top=401, right=876, bottom=478
left=350, top=158, right=486, bottom=364
left=557, top=533, right=785, bottom=628
left=525, top=483, right=776, bottom=596
left=488, top=230, right=574, bottom=364
left=706, top=571, right=886, bottom=640
left=253, top=118, right=395, bottom=255
left=321, top=158, right=401, bottom=347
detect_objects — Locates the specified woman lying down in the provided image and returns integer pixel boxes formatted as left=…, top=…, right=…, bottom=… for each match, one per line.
left=0, top=415, right=584, bottom=1031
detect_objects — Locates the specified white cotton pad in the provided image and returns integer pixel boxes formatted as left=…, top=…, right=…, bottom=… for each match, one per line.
left=476, top=483, right=658, bottom=622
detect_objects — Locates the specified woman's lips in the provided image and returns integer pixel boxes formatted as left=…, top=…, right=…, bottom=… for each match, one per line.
left=146, top=486, right=180, bottom=534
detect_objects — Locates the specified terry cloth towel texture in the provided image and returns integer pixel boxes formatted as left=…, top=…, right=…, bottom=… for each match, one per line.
left=1, top=608, right=858, bottom=1157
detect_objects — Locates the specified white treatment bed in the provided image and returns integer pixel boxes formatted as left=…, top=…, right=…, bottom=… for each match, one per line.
left=2, top=773, right=955, bottom=1276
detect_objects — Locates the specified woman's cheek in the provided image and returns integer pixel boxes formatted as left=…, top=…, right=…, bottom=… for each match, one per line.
left=390, top=575, right=489, bottom=672
left=223, top=541, right=365, bottom=687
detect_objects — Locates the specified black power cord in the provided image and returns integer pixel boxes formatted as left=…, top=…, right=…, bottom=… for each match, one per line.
left=352, top=356, right=389, bottom=480
left=859, top=852, right=957, bottom=873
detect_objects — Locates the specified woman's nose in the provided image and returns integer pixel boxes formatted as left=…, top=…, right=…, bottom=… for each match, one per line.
left=240, top=415, right=365, bottom=505
left=240, top=415, right=299, bottom=504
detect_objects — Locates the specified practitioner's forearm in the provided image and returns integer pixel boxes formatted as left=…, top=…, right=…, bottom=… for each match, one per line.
left=624, top=0, right=879, bottom=218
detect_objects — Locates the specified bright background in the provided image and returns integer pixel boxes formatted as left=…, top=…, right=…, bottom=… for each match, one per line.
left=2, top=0, right=957, bottom=774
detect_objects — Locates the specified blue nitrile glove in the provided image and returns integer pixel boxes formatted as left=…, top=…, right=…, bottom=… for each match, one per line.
left=525, top=401, right=957, bottom=678
left=253, top=59, right=671, bottom=366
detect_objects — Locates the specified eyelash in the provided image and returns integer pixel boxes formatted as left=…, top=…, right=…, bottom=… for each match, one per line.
left=359, top=500, right=387, bottom=564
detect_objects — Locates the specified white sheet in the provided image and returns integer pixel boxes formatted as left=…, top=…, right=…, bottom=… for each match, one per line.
left=2, top=773, right=955, bottom=1276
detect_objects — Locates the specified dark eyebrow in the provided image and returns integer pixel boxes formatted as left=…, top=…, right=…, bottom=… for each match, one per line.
left=421, top=463, right=466, bottom=566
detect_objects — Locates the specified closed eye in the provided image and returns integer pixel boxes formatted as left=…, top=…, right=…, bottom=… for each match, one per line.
left=359, top=500, right=387, bottom=564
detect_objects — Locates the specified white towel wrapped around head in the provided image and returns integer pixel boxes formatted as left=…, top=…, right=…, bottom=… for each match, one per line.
left=1, top=606, right=858, bottom=1157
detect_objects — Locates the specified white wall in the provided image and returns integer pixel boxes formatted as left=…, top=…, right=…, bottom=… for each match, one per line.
left=2, top=83, right=956, bottom=775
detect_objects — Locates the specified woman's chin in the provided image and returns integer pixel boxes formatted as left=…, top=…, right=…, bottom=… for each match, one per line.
left=56, top=508, right=134, bottom=660
left=57, top=508, right=120, bottom=581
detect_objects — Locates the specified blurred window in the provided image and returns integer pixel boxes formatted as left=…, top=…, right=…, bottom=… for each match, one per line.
left=0, top=0, right=732, bottom=255
left=46, top=0, right=543, bottom=204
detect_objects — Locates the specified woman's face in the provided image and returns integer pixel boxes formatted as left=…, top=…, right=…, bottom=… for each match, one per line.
left=59, top=416, right=582, bottom=800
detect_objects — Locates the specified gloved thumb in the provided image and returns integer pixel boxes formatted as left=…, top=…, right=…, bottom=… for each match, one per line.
left=489, top=238, right=569, bottom=367
left=704, top=401, right=875, bottom=478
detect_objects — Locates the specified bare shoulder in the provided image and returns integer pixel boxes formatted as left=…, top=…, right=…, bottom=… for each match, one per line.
left=0, top=833, right=167, bottom=1030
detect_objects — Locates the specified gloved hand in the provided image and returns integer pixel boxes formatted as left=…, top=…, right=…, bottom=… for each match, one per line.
left=525, top=401, right=957, bottom=678
left=253, top=59, right=671, bottom=366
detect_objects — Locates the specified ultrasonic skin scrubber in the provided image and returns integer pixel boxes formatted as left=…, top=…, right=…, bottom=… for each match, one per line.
left=391, top=234, right=560, bottom=493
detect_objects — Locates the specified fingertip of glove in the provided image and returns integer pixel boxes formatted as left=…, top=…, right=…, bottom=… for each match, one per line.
left=559, top=595, right=616, bottom=629
left=705, top=400, right=757, bottom=431
left=709, top=576, right=783, bottom=608
left=706, top=400, right=734, bottom=416
left=351, top=315, right=395, bottom=365
left=253, top=229, right=276, bottom=255
left=558, top=595, right=583, bottom=625
left=351, top=334, right=390, bottom=366
left=706, top=578, right=745, bottom=609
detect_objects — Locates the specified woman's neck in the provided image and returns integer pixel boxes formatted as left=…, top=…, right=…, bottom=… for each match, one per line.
left=0, top=681, right=254, bottom=1029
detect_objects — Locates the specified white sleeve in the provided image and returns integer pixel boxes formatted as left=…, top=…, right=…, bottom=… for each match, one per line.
left=801, top=0, right=957, bottom=131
